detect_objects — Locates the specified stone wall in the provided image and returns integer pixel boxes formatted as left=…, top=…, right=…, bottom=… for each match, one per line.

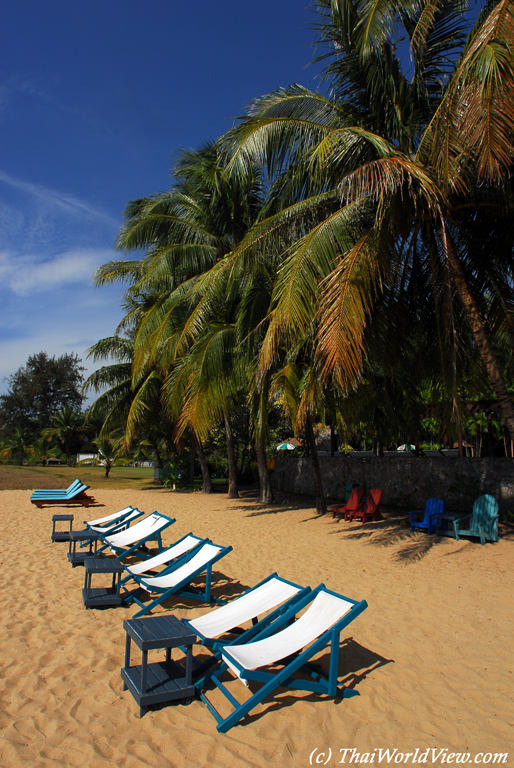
left=272, top=455, right=514, bottom=513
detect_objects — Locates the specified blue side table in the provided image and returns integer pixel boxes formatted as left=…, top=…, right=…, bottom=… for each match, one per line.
left=83, top=556, right=125, bottom=608
left=67, top=530, right=100, bottom=566
left=121, top=615, right=197, bottom=717
left=52, top=514, right=74, bottom=542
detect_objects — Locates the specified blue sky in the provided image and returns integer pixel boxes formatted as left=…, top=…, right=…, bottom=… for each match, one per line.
left=0, top=1, right=326, bottom=397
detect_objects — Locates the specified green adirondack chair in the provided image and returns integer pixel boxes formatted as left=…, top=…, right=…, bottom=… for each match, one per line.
left=453, top=494, right=499, bottom=545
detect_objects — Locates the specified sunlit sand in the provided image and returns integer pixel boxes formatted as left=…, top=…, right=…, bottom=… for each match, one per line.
left=1, top=488, right=512, bottom=767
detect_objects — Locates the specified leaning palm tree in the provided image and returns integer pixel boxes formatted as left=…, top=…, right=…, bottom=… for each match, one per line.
left=83, top=332, right=175, bottom=471
left=224, top=0, right=514, bottom=434
left=97, top=141, right=274, bottom=500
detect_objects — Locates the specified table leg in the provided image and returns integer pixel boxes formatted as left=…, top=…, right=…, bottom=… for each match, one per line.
left=123, top=635, right=131, bottom=690
left=185, top=646, right=192, bottom=687
left=141, top=649, right=148, bottom=696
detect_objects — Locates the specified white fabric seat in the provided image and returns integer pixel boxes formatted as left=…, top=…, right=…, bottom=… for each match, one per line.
left=105, top=513, right=170, bottom=548
left=222, top=590, right=353, bottom=681
left=138, top=543, right=223, bottom=591
left=87, top=508, right=142, bottom=533
left=126, top=539, right=232, bottom=616
left=85, top=506, right=133, bottom=527
left=189, top=576, right=301, bottom=640
left=126, top=534, right=204, bottom=576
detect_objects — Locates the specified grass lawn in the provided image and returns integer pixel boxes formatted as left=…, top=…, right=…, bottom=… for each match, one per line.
left=0, top=464, right=157, bottom=491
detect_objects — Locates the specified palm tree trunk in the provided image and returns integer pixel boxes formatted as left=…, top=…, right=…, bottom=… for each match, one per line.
left=305, top=413, right=327, bottom=515
left=189, top=438, right=195, bottom=489
left=194, top=434, right=213, bottom=493
left=447, top=241, right=514, bottom=436
left=330, top=423, right=337, bottom=457
left=255, top=439, right=274, bottom=504
left=223, top=409, right=239, bottom=499
left=151, top=441, right=164, bottom=469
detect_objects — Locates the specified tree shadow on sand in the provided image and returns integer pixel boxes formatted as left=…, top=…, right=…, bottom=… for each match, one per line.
left=330, top=510, right=471, bottom=563
left=226, top=491, right=320, bottom=518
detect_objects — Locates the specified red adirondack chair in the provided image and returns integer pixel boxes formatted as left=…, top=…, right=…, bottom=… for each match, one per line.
left=332, top=486, right=365, bottom=521
left=349, top=489, right=383, bottom=523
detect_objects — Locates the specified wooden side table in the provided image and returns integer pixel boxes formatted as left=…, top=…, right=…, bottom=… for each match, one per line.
left=434, top=512, right=461, bottom=537
left=83, top=556, right=125, bottom=608
left=121, top=615, right=197, bottom=717
left=52, top=514, right=74, bottom=542
left=67, top=530, right=100, bottom=566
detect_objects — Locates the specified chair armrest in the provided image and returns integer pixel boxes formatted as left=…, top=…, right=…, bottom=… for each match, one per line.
left=452, top=514, right=470, bottom=525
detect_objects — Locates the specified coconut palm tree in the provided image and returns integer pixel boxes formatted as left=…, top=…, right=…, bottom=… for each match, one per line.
left=83, top=332, right=178, bottom=473
left=87, top=435, right=131, bottom=478
left=42, top=408, right=85, bottom=464
left=97, top=141, right=275, bottom=500
left=224, top=0, right=514, bottom=435
left=4, top=427, right=32, bottom=465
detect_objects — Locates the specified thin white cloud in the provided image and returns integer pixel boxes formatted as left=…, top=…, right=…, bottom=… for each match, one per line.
left=0, top=169, right=118, bottom=227
left=0, top=247, right=116, bottom=296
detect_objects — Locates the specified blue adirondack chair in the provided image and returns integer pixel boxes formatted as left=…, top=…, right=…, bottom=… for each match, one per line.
left=453, top=494, right=499, bottom=545
left=409, top=497, right=446, bottom=534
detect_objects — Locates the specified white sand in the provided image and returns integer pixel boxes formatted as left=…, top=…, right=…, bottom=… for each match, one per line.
left=1, top=489, right=512, bottom=768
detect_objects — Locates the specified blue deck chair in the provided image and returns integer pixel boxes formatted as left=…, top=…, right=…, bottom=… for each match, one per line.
left=198, top=584, right=368, bottom=732
left=84, top=506, right=144, bottom=536
left=120, top=532, right=207, bottom=586
left=453, top=494, right=499, bottom=545
left=409, top=498, right=446, bottom=534
left=31, top=480, right=89, bottom=498
left=99, top=512, right=175, bottom=561
left=31, top=482, right=95, bottom=508
left=183, top=573, right=310, bottom=679
left=32, top=479, right=83, bottom=496
left=124, top=540, right=233, bottom=617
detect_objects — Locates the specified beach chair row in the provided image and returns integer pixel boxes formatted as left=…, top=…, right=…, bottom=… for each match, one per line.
left=52, top=503, right=368, bottom=732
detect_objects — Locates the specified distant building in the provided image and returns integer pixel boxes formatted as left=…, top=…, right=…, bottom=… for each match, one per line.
left=76, top=452, right=99, bottom=465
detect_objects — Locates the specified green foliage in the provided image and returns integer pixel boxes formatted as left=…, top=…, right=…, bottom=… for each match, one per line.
left=0, top=352, right=84, bottom=440
left=83, top=1, right=514, bottom=498
left=80, top=435, right=132, bottom=478
left=2, top=427, right=32, bottom=465
left=42, top=407, right=87, bottom=464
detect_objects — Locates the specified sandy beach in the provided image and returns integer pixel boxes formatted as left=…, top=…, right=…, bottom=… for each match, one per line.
left=1, top=488, right=513, bottom=768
